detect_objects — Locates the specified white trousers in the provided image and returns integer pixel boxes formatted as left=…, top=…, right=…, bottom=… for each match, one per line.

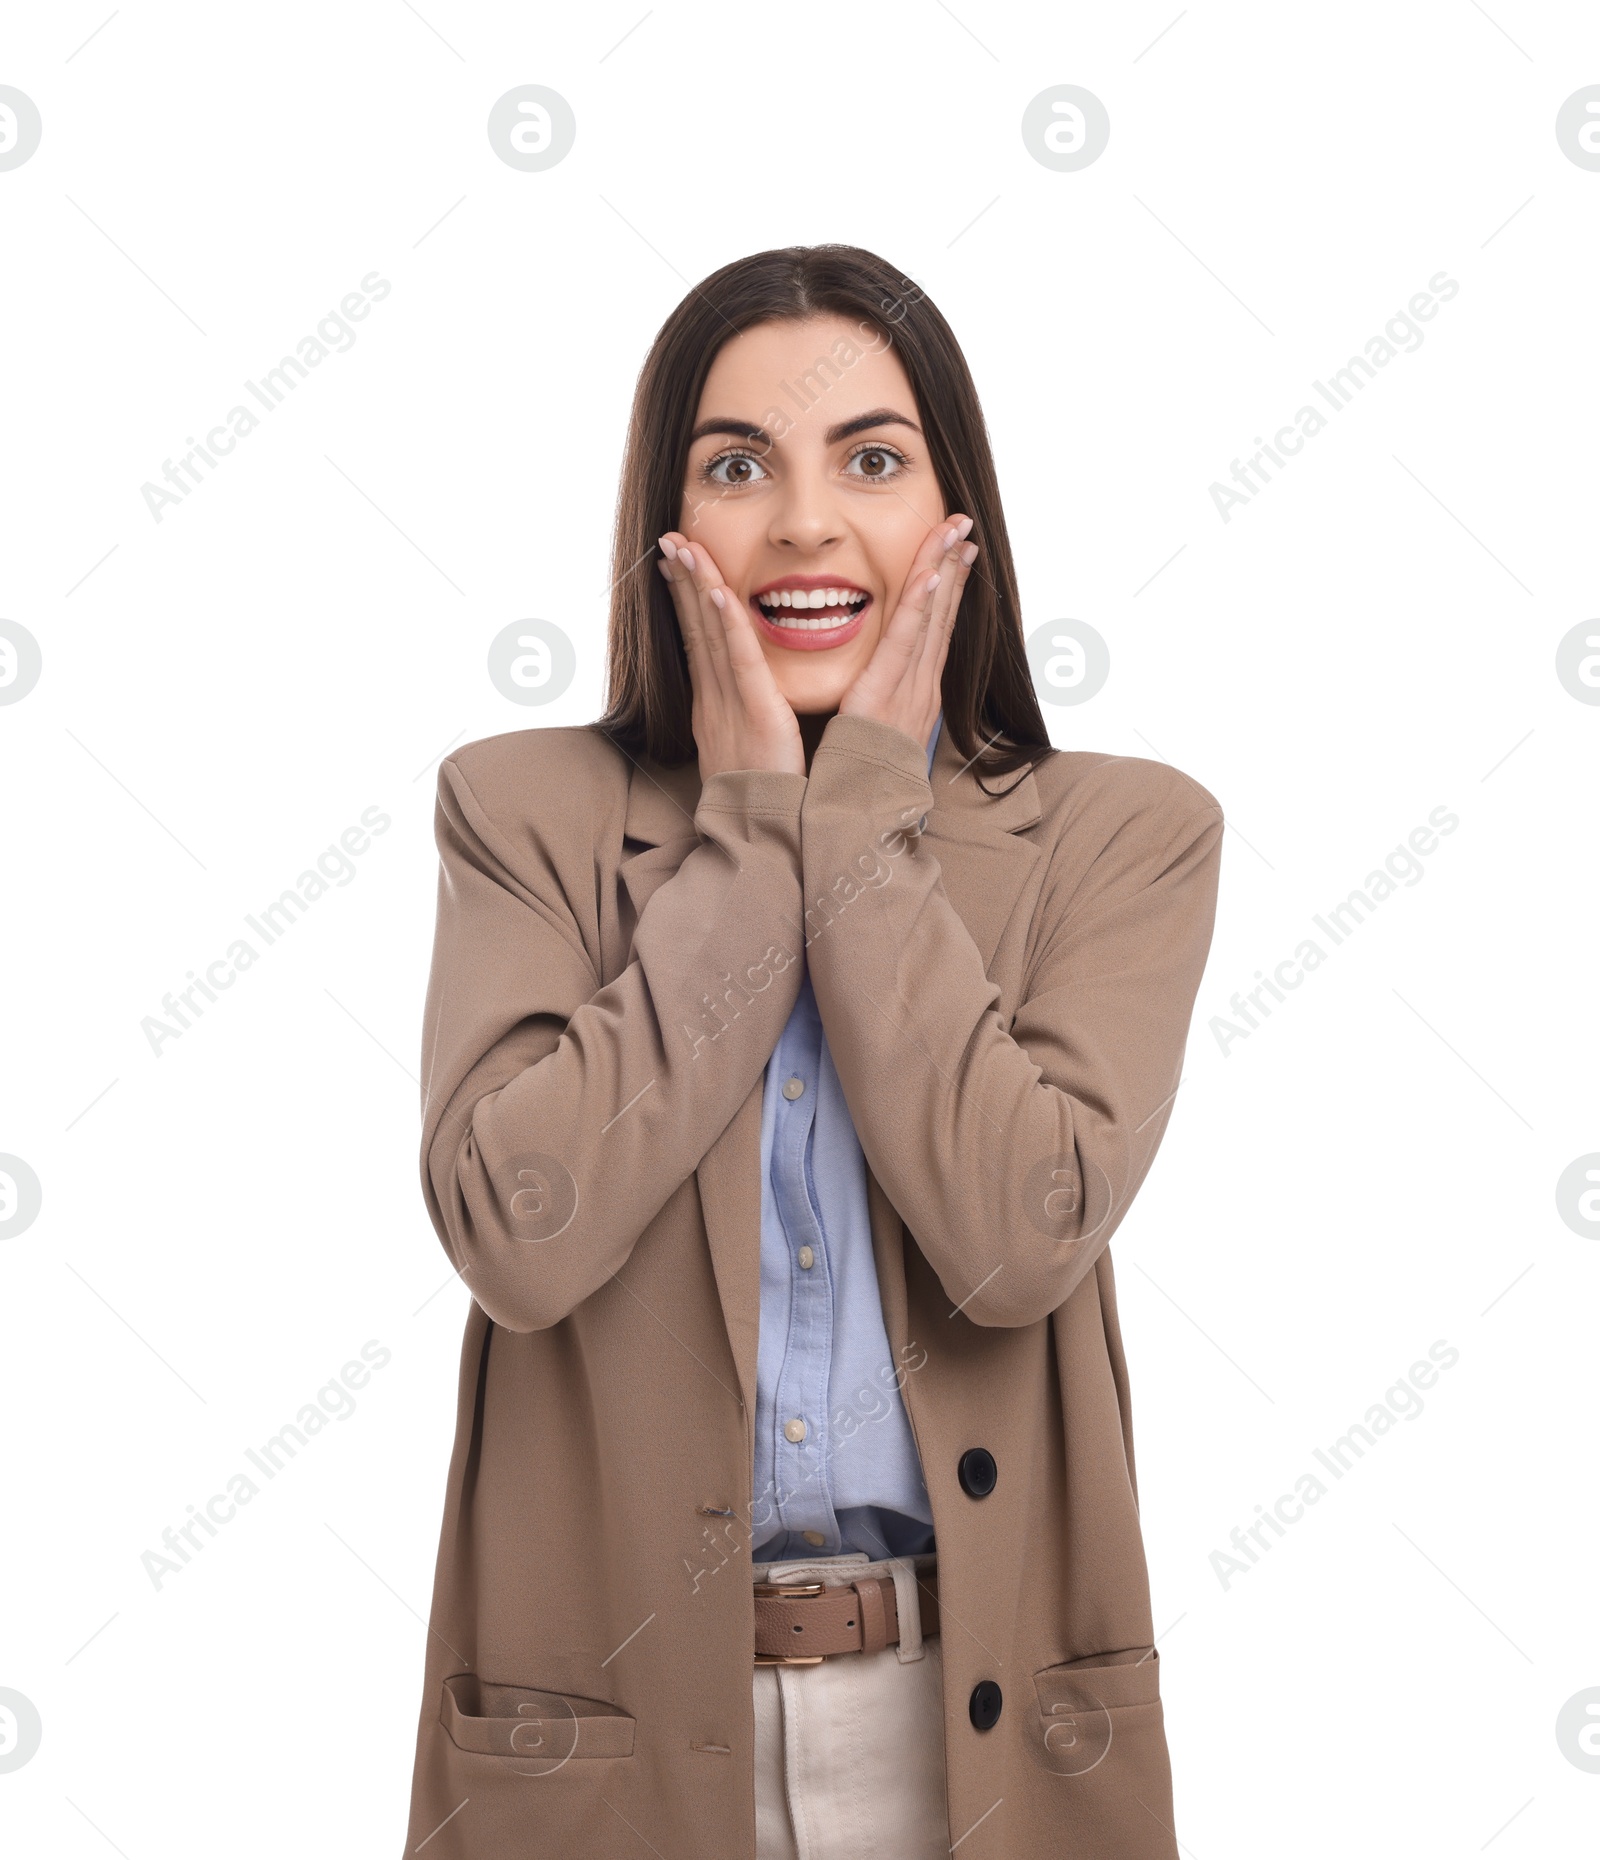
left=751, top=1552, right=950, bottom=1860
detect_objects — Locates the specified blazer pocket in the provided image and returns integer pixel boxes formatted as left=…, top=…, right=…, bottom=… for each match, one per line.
left=1025, top=1645, right=1163, bottom=1776
left=440, top=1673, right=636, bottom=1772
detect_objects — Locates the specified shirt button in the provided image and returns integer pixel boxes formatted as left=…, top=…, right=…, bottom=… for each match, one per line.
left=783, top=1418, right=807, bottom=1444
left=802, top=1530, right=825, bottom=1546
left=783, top=1076, right=806, bottom=1100
left=797, top=1246, right=815, bottom=1270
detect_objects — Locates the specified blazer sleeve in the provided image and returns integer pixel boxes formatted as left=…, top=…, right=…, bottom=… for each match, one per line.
left=420, top=745, right=808, bottom=1333
left=799, top=711, right=1223, bottom=1328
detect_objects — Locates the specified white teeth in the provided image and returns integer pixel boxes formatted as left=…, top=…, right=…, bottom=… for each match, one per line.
left=755, top=587, right=867, bottom=624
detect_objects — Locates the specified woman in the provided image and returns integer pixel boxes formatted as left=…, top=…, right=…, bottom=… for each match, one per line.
left=403, top=244, right=1223, bottom=1860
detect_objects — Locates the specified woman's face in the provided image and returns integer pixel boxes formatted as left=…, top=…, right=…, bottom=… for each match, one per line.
left=678, top=314, right=948, bottom=717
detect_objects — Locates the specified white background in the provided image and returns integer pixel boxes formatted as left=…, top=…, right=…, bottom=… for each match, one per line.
left=2, top=3, right=1596, bottom=1855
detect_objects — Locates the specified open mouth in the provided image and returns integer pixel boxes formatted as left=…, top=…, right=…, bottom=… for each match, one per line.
left=752, top=587, right=871, bottom=632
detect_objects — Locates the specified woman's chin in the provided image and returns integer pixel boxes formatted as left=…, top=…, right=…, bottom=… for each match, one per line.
left=769, top=643, right=873, bottom=715
left=776, top=677, right=853, bottom=719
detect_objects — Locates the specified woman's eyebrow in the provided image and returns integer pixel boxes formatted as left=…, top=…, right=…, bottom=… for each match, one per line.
left=825, top=408, right=922, bottom=444
left=686, top=408, right=924, bottom=449
left=689, top=418, right=774, bottom=446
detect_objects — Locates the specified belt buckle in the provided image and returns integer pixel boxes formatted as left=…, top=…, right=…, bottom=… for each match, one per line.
left=754, top=1580, right=827, bottom=1665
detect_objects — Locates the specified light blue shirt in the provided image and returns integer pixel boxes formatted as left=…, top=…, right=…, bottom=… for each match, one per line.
left=750, top=712, right=942, bottom=1562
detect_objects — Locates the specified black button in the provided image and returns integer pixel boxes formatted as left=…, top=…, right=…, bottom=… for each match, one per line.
left=958, top=1447, right=998, bottom=1498
left=969, top=1680, right=1003, bottom=1731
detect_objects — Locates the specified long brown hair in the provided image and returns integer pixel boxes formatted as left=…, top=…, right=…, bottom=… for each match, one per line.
left=593, top=243, right=1055, bottom=789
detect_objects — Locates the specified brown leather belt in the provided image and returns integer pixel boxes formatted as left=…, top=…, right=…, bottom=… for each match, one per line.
left=754, top=1571, right=940, bottom=1665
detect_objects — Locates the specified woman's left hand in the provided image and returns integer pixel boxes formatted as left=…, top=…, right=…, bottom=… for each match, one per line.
left=836, top=514, right=979, bottom=748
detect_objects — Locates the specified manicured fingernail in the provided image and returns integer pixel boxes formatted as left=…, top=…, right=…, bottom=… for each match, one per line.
left=657, top=559, right=672, bottom=577
left=679, top=547, right=695, bottom=572
left=943, top=527, right=959, bottom=550
left=956, top=515, right=974, bottom=540
left=961, top=542, right=979, bottom=564
left=709, top=587, right=726, bottom=609
left=658, top=535, right=677, bottom=559
left=926, top=572, right=942, bottom=593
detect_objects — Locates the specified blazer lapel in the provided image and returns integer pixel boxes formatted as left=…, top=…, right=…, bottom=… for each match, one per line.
left=618, top=751, right=766, bottom=1423
left=921, top=719, right=1044, bottom=977
left=617, top=754, right=701, bottom=938
left=693, top=1087, right=766, bottom=1428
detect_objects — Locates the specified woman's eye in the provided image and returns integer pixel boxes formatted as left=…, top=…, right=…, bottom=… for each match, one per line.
left=844, top=444, right=909, bottom=481
left=705, top=450, right=769, bottom=486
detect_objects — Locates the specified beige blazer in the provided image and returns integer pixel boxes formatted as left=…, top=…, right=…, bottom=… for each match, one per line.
left=403, top=710, right=1224, bottom=1858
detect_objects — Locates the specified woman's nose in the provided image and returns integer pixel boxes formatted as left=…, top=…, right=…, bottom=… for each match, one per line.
left=767, top=471, right=845, bottom=551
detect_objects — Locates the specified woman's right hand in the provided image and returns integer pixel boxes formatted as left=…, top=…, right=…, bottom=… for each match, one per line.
left=658, top=532, right=806, bottom=781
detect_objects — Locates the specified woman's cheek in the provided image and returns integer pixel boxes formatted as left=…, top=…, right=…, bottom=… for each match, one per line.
left=684, top=511, right=757, bottom=584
